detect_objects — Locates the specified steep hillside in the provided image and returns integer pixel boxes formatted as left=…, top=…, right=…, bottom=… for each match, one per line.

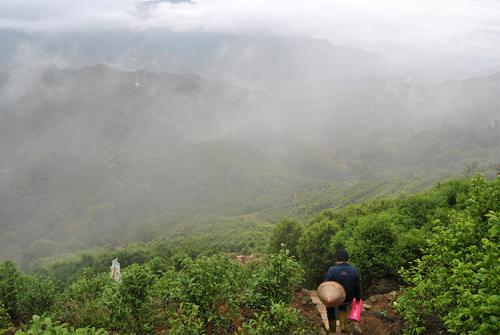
left=0, top=65, right=499, bottom=263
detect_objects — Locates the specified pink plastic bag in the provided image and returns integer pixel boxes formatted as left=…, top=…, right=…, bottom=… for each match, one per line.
left=349, top=298, right=363, bottom=321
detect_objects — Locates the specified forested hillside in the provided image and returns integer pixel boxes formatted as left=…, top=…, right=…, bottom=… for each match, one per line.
left=1, top=65, right=499, bottom=265
left=1, top=2, right=499, bottom=334
left=1, top=176, right=498, bottom=334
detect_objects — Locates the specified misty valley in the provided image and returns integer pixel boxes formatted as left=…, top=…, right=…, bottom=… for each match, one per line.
left=0, top=10, right=499, bottom=335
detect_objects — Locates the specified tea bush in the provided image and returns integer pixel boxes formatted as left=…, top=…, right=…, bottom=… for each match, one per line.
left=249, top=250, right=303, bottom=308
left=344, top=213, right=399, bottom=286
left=163, top=302, right=205, bottom=335
left=15, top=315, right=107, bottom=335
left=397, top=211, right=500, bottom=334
left=17, top=275, right=56, bottom=322
left=154, top=254, right=245, bottom=330
left=0, top=262, right=56, bottom=324
left=0, top=305, right=11, bottom=329
left=53, top=272, right=113, bottom=328
left=0, top=261, right=21, bottom=321
left=240, top=302, right=318, bottom=335
left=103, top=264, right=157, bottom=334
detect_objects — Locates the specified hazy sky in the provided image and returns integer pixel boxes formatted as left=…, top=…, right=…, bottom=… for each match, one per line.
left=1, top=0, right=500, bottom=77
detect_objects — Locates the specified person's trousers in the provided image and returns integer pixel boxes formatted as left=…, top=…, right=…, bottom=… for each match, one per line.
left=327, top=304, right=350, bottom=332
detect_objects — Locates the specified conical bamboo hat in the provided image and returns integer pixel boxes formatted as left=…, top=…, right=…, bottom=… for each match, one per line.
left=317, top=281, right=346, bottom=307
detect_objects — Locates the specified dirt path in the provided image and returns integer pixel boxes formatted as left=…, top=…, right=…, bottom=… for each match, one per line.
left=306, top=290, right=403, bottom=335
left=309, top=291, right=331, bottom=331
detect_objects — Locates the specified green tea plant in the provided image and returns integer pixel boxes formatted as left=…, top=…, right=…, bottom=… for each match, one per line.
left=344, top=213, right=399, bottom=286
left=240, top=302, right=318, bottom=335
left=103, top=264, right=157, bottom=334
left=249, top=250, right=304, bottom=308
left=0, top=261, right=56, bottom=324
left=17, top=276, right=56, bottom=322
left=53, top=273, right=112, bottom=328
left=0, top=261, right=21, bottom=321
left=0, top=304, right=11, bottom=329
left=156, top=254, right=245, bottom=329
left=164, top=302, right=205, bottom=335
left=397, top=212, right=500, bottom=334
left=15, top=315, right=107, bottom=335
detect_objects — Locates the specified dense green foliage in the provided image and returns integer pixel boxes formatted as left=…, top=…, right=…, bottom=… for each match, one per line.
left=14, top=315, right=106, bottom=335
left=1, top=250, right=315, bottom=335
left=397, top=177, right=500, bottom=334
left=0, top=305, right=10, bottom=330
left=53, top=273, right=113, bottom=329
left=269, top=176, right=499, bottom=335
left=240, top=302, right=317, bottom=335
left=32, top=218, right=272, bottom=288
left=1, top=176, right=498, bottom=335
left=154, top=255, right=245, bottom=331
left=249, top=250, right=303, bottom=308
left=297, top=220, right=338, bottom=286
left=0, top=262, right=56, bottom=324
left=270, top=177, right=497, bottom=291
left=269, top=219, right=303, bottom=259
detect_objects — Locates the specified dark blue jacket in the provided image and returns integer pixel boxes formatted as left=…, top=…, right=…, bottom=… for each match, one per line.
left=324, top=262, right=362, bottom=304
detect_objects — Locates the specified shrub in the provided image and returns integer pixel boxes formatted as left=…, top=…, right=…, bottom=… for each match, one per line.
left=397, top=193, right=447, bottom=228
left=0, top=262, right=56, bottom=323
left=53, top=272, right=113, bottom=328
left=344, top=213, right=399, bottom=286
left=0, top=305, right=11, bottom=329
left=395, top=228, right=429, bottom=270
left=297, top=220, right=338, bottom=287
left=240, top=302, right=318, bottom=335
left=17, top=275, right=56, bottom=321
left=15, top=315, right=107, bottom=335
left=153, top=254, right=245, bottom=330
left=0, top=261, right=21, bottom=322
left=103, top=264, right=157, bottom=334
left=459, top=176, right=500, bottom=220
left=269, top=219, right=303, bottom=259
left=397, top=212, right=500, bottom=334
left=434, top=179, right=471, bottom=207
left=249, top=250, right=304, bottom=308
left=165, top=303, right=205, bottom=335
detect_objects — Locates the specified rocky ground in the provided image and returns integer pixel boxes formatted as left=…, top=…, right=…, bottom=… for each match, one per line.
left=295, top=289, right=402, bottom=335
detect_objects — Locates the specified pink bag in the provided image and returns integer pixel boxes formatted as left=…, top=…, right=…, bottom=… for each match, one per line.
left=349, top=298, right=363, bottom=321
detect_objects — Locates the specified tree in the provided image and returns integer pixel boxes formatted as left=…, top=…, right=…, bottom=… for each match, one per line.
left=344, top=213, right=399, bottom=286
left=269, top=219, right=303, bottom=259
left=297, top=220, right=338, bottom=287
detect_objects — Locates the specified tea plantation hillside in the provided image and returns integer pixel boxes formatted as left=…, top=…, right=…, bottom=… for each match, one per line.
left=0, top=176, right=499, bottom=334
left=2, top=65, right=500, bottom=265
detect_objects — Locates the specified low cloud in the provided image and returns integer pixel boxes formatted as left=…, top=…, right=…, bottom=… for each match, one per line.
left=0, top=0, right=499, bottom=77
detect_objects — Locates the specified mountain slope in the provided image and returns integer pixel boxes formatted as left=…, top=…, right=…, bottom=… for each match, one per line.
left=0, top=64, right=499, bottom=263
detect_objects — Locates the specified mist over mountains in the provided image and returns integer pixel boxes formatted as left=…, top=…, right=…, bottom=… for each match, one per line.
left=0, top=29, right=499, bottom=263
left=0, top=29, right=385, bottom=82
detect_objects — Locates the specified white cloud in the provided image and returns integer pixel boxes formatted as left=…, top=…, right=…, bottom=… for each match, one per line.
left=1, top=0, right=500, bottom=77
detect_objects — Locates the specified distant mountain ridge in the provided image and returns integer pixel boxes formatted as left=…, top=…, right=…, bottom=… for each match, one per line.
left=0, top=29, right=385, bottom=82
left=0, top=64, right=499, bottom=263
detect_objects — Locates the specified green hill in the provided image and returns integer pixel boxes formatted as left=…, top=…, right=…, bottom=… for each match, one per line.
left=1, top=65, right=499, bottom=264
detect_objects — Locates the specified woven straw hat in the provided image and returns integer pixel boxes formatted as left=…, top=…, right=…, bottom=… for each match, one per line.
left=317, top=281, right=346, bottom=307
